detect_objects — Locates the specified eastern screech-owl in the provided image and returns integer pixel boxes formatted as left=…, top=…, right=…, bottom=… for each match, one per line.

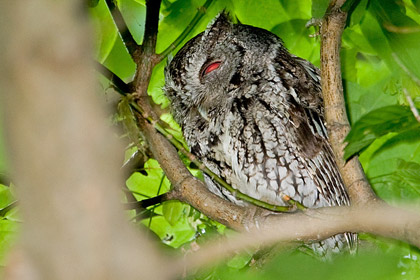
left=164, top=13, right=356, bottom=256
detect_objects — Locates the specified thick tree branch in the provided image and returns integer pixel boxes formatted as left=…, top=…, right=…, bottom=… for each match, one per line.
left=178, top=204, right=420, bottom=274
left=320, top=0, right=377, bottom=204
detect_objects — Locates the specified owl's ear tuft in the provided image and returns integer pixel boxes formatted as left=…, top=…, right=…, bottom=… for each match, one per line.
left=204, top=12, right=233, bottom=38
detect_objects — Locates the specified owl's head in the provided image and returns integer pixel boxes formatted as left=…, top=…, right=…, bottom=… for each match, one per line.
left=164, top=13, right=282, bottom=123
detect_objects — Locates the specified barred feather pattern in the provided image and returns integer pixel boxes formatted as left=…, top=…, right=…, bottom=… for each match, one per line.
left=164, top=13, right=356, bottom=257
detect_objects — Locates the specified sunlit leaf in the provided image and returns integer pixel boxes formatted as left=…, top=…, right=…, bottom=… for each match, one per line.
left=162, top=200, right=185, bottom=226
left=89, top=0, right=118, bottom=63
left=142, top=215, right=196, bottom=248
left=126, top=159, right=171, bottom=200
left=118, top=0, right=146, bottom=44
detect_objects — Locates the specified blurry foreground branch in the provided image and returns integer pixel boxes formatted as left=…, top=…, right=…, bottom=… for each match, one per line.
left=0, top=1, right=169, bottom=279
left=1, top=0, right=420, bottom=279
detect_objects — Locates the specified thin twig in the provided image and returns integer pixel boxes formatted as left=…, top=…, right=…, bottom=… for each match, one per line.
left=384, top=22, right=420, bottom=34
left=0, top=201, right=18, bottom=217
left=95, top=61, right=131, bottom=94
left=393, top=52, right=420, bottom=87
left=157, top=0, right=214, bottom=62
left=104, top=0, right=138, bottom=56
left=403, top=88, right=420, bottom=123
left=124, top=193, right=169, bottom=210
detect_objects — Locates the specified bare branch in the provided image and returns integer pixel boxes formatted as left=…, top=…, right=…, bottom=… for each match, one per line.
left=320, top=0, right=377, bottom=204
left=179, top=204, right=420, bottom=274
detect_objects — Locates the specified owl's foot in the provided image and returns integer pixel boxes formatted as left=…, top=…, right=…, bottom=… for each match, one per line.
left=306, top=18, right=322, bottom=38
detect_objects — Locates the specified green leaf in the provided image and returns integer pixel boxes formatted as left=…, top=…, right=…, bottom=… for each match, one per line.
left=142, top=215, right=196, bottom=248
left=102, top=36, right=136, bottom=81
left=148, top=60, right=170, bottom=108
left=348, top=0, right=368, bottom=27
left=369, top=0, right=420, bottom=80
left=118, top=0, right=146, bottom=45
left=87, top=0, right=100, bottom=8
left=344, top=105, right=420, bottom=159
left=117, top=97, right=141, bottom=144
left=0, top=219, right=19, bottom=265
left=414, top=0, right=420, bottom=11
left=396, top=159, right=420, bottom=189
left=362, top=129, right=420, bottom=202
left=227, top=251, right=253, bottom=269
left=233, top=0, right=289, bottom=31
left=263, top=252, right=400, bottom=280
left=126, top=159, right=171, bottom=200
left=89, top=0, right=118, bottom=63
left=162, top=200, right=185, bottom=226
left=312, top=0, right=329, bottom=19
left=272, top=19, right=320, bottom=64
left=0, top=184, right=14, bottom=210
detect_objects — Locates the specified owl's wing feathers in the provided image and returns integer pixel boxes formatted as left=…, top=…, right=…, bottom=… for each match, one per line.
left=272, top=53, right=350, bottom=208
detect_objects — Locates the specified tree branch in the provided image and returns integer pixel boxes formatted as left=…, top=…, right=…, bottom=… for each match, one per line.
left=142, top=0, right=161, bottom=58
left=177, top=204, right=420, bottom=274
left=403, top=88, right=420, bottom=123
left=95, top=61, right=131, bottom=94
left=132, top=0, right=162, bottom=98
left=320, top=0, right=378, bottom=204
left=104, top=0, right=138, bottom=56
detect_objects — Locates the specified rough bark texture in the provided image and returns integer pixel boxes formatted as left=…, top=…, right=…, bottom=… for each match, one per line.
left=320, top=1, right=378, bottom=204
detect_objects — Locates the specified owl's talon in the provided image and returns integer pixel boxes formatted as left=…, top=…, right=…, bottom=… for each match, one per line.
left=306, top=18, right=322, bottom=38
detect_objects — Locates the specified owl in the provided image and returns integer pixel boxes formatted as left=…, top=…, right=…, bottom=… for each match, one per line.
left=164, top=13, right=356, bottom=256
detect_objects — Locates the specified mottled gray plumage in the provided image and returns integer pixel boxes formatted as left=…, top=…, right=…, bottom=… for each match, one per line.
left=164, top=13, right=356, bottom=256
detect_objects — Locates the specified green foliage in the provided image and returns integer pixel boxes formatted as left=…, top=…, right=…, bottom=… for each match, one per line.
left=86, top=0, right=420, bottom=278
left=190, top=249, right=407, bottom=280
left=0, top=184, right=19, bottom=266
left=0, top=0, right=417, bottom=277
left=344, top=105, right=420, bottom=159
